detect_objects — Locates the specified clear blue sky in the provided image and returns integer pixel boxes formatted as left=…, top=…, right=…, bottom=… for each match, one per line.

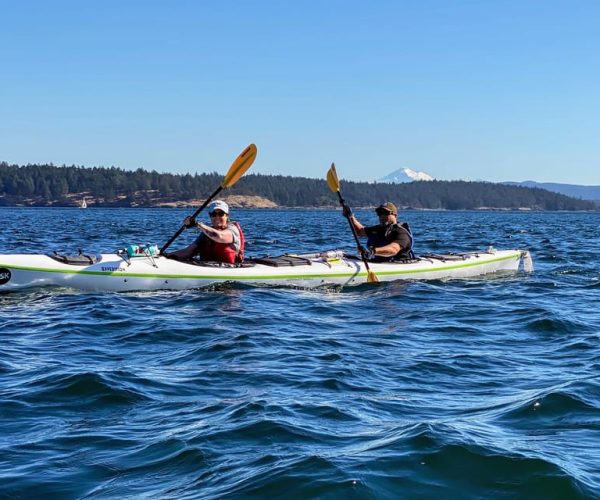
left=1, top=0, right=599, bottom=185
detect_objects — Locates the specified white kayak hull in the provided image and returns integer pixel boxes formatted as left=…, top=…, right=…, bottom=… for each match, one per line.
left=0, top=249, right=532, bottom=292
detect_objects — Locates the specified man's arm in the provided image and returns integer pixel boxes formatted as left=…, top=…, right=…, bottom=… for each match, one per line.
left=347, top=215, right=367, bottom=237
left=372, top=242, right=401, bottom=257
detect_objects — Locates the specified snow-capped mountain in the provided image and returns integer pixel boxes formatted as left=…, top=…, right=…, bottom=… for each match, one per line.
left=378, top=167, right=434, bottom=183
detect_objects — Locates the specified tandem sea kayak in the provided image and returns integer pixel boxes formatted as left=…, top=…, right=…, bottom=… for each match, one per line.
left=0, top=247, right=533, bottom=292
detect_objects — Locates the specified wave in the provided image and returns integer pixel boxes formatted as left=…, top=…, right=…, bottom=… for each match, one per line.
left=14, top=371, right=151, bottom=408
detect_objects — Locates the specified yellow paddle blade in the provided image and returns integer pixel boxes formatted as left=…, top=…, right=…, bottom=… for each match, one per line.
left=222, top=144, right=257, bottom=188
left=326, top=163, right=340, bottom=193
left=367, top=269, right=380, bottom=283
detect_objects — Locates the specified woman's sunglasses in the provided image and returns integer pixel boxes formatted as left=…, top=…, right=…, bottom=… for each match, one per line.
left=210, top=210, right=226, bottom=217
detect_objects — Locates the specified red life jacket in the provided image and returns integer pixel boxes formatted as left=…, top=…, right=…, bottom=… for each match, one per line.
left=197, top=221, right=245, bottom=264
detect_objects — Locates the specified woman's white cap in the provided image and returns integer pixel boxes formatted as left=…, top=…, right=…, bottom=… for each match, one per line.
left=208, top=200, right=229, bottom=214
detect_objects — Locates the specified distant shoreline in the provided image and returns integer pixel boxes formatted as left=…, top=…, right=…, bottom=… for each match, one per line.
left=2, top=163, right=597, bottom=211
left=2, top=205, right=598, bottom=213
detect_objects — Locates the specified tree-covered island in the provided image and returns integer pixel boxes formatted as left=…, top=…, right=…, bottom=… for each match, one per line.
left=0, top=162, right=596, bottom=211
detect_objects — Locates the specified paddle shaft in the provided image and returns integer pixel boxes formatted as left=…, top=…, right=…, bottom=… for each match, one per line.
left=336, top=191, right=376, bottom=274
left=160, top=185, right=223, bottom=254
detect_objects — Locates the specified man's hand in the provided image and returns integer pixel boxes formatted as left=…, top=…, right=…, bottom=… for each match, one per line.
left=361, top=246, right=375, bottom=260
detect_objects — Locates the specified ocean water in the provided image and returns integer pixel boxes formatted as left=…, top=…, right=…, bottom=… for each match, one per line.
left=0, top=207, right=599, bottom=499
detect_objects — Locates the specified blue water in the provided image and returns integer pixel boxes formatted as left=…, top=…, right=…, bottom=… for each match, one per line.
left=1, top=208, right=599, bottom=498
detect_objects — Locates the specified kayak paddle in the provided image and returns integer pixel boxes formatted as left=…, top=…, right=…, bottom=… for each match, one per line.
left=161, top=144, right=257, bottom=254
left=326, top=163, right=379, bottom=283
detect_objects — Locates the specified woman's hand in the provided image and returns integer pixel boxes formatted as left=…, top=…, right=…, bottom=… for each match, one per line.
left=183, top=216, right=196, bottom=228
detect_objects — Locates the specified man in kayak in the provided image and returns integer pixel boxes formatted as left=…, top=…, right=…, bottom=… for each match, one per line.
left=342, top=202, right=413, bottom=261
left=167, top=200, right=245, bottom=263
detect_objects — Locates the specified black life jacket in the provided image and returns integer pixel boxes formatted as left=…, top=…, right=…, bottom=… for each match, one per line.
left=367, top=222, right=415, bottom=260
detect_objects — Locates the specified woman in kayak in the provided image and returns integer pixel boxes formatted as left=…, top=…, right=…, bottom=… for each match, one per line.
left=342, top=202, right=413, bottom=261
left=167, top=200, right=245, bottom=263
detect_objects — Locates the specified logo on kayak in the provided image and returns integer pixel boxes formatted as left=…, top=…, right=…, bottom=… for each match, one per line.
left=0, top=268, right=11, bottom=285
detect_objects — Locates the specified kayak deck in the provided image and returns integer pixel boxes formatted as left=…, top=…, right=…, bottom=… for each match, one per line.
left=0, top=248, right=533, bottom=292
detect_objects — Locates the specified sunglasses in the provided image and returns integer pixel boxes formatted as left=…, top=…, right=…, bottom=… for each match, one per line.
left=376, top=210, right=393, bottom=216
left=210, top=211, right=226, bottom=217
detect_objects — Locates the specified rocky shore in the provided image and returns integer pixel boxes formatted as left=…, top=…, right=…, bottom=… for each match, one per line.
left=4, top=194, right=280, bottom=209
left=155, top=195, right=278, bottom=209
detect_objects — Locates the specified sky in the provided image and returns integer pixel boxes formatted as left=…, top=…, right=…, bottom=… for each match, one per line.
left=1, top=0, right=599, bottom=185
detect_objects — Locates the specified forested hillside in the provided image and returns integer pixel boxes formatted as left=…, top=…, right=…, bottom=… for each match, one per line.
left=0, top=162, right=596, bottom=210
